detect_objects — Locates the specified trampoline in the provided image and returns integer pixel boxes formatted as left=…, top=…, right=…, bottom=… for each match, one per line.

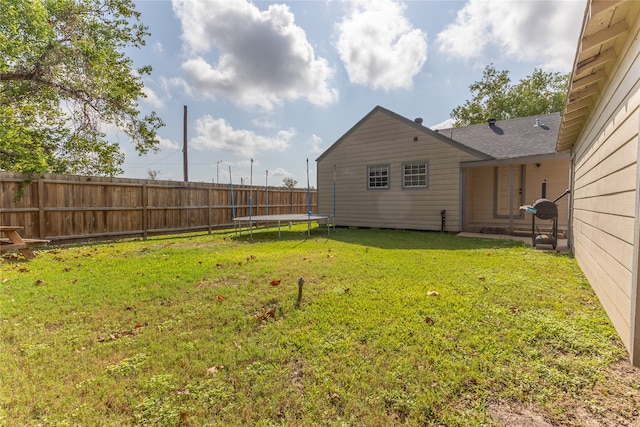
left=233, top=213, right=334, bottom=238
left=230, top=158, right=336, bottom=239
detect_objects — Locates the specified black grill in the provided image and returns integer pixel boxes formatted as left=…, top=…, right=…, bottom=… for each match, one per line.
left=521, top=188, right=570, bottom=250
left=531, top=198, right=558, bottom=220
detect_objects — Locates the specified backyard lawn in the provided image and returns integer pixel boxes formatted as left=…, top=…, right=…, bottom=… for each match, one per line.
left=1, top=225, right=639, bottom=426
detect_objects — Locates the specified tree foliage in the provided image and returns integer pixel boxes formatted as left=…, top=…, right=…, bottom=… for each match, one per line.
left=282, top=177, right=298, bottom=188
left=0, top=0, right=164, bottom=176
left=450, top=65, right=569, bottom=127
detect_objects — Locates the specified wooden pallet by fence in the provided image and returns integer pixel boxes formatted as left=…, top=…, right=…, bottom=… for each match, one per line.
left=0, top=172, right=317, bottom=243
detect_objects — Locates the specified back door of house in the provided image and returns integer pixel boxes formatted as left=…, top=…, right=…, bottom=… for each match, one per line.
left=496, top=165, right=522, bottom=217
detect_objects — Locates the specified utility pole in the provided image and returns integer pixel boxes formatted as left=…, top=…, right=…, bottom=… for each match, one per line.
left=217, top=160, right=224, bottom=183
left=183, top=105, right=188, bottom=182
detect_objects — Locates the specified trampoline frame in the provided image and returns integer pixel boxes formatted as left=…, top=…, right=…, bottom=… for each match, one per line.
left=233, top=214, right=334, bottom=238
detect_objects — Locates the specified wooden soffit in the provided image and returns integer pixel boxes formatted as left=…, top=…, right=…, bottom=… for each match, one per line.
left=556, top=0, right=639, bottom=152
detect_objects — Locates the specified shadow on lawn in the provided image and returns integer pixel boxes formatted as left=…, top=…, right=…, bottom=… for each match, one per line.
left=237, top=226, right=530, bottom=251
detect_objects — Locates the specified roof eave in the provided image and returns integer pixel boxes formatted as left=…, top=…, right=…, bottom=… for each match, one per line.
left=316, top=105, right=492, bottom=163
left=461, top=152, right=570, bottom=169
left=557, top=0, right=635, bottom=152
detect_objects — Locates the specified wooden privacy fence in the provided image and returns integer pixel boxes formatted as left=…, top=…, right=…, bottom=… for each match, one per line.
left=0, top=172, right=317, bottom=243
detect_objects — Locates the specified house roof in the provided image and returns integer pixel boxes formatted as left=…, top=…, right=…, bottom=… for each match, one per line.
left=316, top=105, right=492, bottom=162
left=557, top=0, right=640, bottom=152
left=436, top=112, right=562, bottom=159
left=316, top=105, right=562, bottom=164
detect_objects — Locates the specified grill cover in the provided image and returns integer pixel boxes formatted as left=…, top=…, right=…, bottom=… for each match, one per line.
left=532, top=198, right=557, bottom=220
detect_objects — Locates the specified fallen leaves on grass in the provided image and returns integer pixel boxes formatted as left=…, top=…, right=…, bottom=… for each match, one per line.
left=427, top=291, right=439, bottom=297
left=255, top=306, right=277, bottom=323
left=98, top=324, right=147, bottom=342
left=510, top=306, right=521, bottom=313
left=270, top=279, right=281, bottom=286
left=425, top=317, right=435, bottom=325
left=207, top=365, right=224, bottom=375
left=216, top=295, right=224, bottom=301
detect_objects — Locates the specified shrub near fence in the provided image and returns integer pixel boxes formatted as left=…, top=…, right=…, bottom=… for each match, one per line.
left=0, top=172, right=317, bottom=243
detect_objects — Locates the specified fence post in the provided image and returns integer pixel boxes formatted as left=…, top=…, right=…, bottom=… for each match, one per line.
left=38, top=178, right=46, bottom=239
left=208, top=186, right=212, bottom=234
left=142, top=183, right=148, bottom=240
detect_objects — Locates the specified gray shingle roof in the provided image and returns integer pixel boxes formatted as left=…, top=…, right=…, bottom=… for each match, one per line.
left=436, top=112, right=561, bottom=159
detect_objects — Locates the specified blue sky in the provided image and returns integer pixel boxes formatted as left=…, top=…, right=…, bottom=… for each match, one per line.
left=119, top=0, right=585, bottom=187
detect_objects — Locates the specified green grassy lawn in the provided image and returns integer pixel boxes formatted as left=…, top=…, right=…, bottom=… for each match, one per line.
left=0, top=225, right=629, bottom=426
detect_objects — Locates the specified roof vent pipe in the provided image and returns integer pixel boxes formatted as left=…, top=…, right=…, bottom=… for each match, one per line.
left=487, top=118, right=496, bottom=127
left=534, top=118, right=542, bottom=127
left=414, top=117, right=423, bottom=125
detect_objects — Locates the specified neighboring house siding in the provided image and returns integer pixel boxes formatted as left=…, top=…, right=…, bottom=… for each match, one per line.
left=570, top=17, right=640, bottom=351
left=317, top=110, right=482, bottom=231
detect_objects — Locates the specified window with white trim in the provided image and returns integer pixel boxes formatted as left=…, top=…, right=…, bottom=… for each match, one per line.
left=367, top=164, right=389, bottom=189
left=403, top=162, right=428, bottom=188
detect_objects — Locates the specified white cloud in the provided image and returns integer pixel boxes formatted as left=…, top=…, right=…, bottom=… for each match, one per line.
left=190, top=115, right=294, bottom=157
left=308, top=134, right=326, bottom=154
left=152, top=42, right=164, bottom=55
left=269, top=167, right=292, bottom=177
left=336, top=0, right=427, bottom=91
left=252, top=117, right=279, bottom=130
left=172, top=0, right=338, bottom=110
left=429, top=118, right=455, bottom=130
left=436, top=0, right=584, bottom=71
left=141, top=86, right=165, bottom=109
left=156, top=136, right=180, bottom=150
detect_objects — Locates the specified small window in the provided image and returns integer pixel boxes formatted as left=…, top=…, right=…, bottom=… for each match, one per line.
left=403, top=162, right=428, bottom=188
left=368, top=164, right=389, bottom=189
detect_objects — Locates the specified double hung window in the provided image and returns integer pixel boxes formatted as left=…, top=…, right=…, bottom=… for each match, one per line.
left=367, top=165, right=389, bottom=189
left=403, top=162, right=428, bottom=188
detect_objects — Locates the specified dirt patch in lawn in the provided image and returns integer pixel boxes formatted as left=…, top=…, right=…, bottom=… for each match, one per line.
left=489, top=359, right=640, bottom=426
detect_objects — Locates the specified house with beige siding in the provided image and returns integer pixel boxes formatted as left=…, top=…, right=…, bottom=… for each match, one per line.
left=316, top=106, right=569, bottom=235
left=438, top=114, right=570, bottom=235
left=556, top=0, right=640, bottom=365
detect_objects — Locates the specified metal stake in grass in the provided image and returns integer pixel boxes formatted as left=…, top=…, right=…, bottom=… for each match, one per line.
left=296, top=276, right=305, bottom=308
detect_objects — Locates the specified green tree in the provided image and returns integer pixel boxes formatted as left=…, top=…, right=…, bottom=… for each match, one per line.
left=282, top=177, right=298, bottom=188
left=0, top=0, right=164, bottom=176
left=146, top=169, right=160, bottom=180
left=451, top=65, right=569, bottom=127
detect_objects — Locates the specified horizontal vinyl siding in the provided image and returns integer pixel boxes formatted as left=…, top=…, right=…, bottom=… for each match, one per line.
left=571, top=17, right=640, bottom=350
left=572, top=232, right=632, bottom=347
left=317, top=110, right=481, bottom=231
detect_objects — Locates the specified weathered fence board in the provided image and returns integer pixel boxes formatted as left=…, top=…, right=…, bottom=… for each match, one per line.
left=0, top=172, right=317, bottom=243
